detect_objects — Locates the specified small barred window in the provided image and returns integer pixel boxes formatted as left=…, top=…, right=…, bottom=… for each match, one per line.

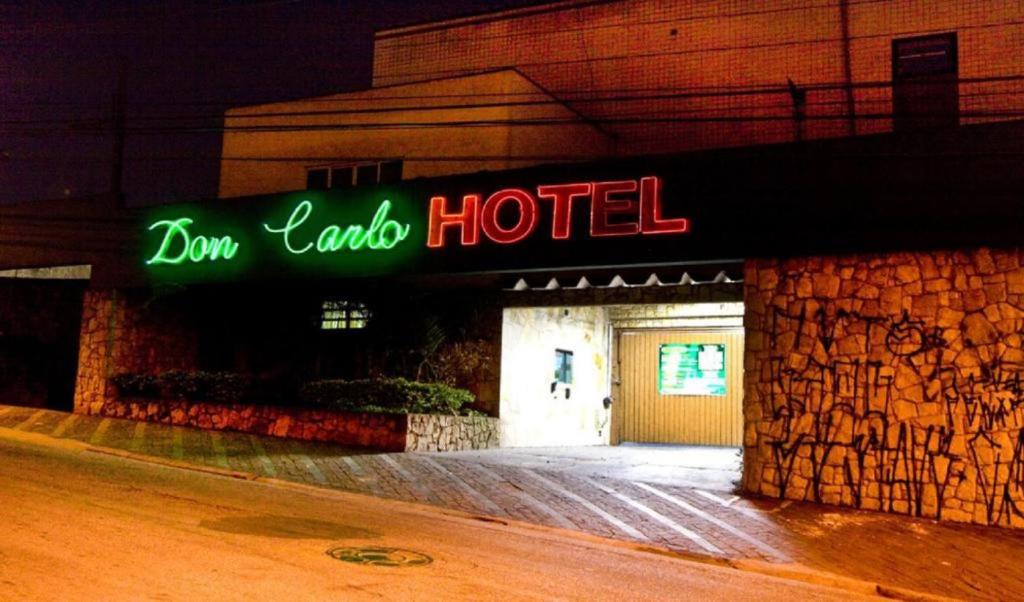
left=321, top=300, right=370, bottom=330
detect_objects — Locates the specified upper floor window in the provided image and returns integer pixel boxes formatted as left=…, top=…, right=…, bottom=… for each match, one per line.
left=306, top=160, right=403, bottom=190
left=892, top=32, right=958, bottom=131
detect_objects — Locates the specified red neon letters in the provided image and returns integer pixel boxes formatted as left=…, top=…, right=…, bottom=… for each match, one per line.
left=536, top=182, right=591, bottom=239
left=427, top=194, right=480, bottom=247
left=479, top=188, right=538, bottom=244
left=427, top=176, right=688, bottom=248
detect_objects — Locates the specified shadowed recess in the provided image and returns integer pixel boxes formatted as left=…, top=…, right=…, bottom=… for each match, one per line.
left=199, top=514, right=380, bottom=540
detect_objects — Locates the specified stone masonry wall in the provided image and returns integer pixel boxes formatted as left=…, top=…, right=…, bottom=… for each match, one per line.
left=406, top=414, right=501, bottom=452
left=73, top=288, right=500, bottom=452
left=74, top=289, right=198, bottom=415
left=91, top=396, right=499, bottom=452
left=743, top=249, right=1024, bottom=528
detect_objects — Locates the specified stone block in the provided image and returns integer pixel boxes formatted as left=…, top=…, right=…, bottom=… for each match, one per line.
left=962, top=289, right=987, bottom=312
left=812, top=273, right=841, bottom=297
left=795, top=277, right=814, bottom=299
left=962, top=313, right=998, bottom=346
left=895, top=264, right=921, bottom=284
left=973, top=248, right=997, bottom=275
left=855, top=284, right=881, bottom=300
left=911, top=294, right=939, bottom=318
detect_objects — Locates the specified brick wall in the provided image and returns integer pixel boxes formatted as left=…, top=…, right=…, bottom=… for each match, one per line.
left=743, top=248, right=1024, bottom=528
left=374, top=0, right=1024, bottom=154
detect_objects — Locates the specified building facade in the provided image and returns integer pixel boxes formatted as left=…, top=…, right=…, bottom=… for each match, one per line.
left=2, top=0, right=1024, bottom=530
left=219, top=0, right=1024, bottom=195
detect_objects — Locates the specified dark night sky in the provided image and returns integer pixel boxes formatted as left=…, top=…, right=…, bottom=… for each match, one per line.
left=0, top=0, right=540, bottom=205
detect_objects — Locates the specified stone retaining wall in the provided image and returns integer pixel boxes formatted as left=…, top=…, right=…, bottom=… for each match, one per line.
left=74, top=289, right=199, bottom=416
left=85, top=397, right=500, bottom=453
left=743, top=248, right=1024, bottom=528
left=406, top=414, right=501, bottom=452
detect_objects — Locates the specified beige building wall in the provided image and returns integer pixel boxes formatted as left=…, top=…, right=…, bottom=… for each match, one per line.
left=500, top=306, right=612, bottom=447
left=218, top=69, right=613, bottom=198
left=374, top=0, right=1024, bottom=154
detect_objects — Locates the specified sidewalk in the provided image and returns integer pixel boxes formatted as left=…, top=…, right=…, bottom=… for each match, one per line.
left=2, top=404, right=1022, bottom=600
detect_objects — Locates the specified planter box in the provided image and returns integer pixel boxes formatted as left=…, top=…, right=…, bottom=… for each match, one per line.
left=86, top=397, right=500, bottom=452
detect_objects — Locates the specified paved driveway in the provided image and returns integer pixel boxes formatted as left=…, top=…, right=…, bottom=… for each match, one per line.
left=3, top=405, right=1024, bottom=599
left=432, top=444, right=741, bottom=492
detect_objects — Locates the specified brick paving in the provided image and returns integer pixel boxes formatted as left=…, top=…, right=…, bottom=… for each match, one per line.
left=3, top=405, right=1024, bottom=599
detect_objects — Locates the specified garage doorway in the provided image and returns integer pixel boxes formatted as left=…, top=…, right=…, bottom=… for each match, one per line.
left=614, top=328, right=743, bottom=446
left=499, top=301, right=743, bottom=448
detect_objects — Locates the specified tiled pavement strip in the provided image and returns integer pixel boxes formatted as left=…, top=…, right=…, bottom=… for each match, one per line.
left=3, top=407, right=1024, bottom=599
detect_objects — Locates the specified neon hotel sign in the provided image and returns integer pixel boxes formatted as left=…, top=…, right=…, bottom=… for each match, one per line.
left=145, top=176, right=688, bottom=267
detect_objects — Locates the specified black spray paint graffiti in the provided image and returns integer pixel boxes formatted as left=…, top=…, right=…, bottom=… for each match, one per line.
left=763, top=302, right=1024, bottom=524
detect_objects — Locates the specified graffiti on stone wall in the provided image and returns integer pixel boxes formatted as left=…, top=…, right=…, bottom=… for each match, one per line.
left=762, top=301, right=1024, bottom=525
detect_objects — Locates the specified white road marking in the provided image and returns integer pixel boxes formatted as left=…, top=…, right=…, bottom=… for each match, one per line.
left=88, top=419, right=112, bottom=445
left=693, top=489, right=778, bottom=526
left=419, top=457, right=505, bottom=517
left=581, top=477, right=722, bottom=555
left=379, top=455, right=436, bottom=501
left=130, top=421, right=147, bottom=453
left=342, top=456, right=387, bottom=496
left=208, top=432, right=230, bottom=469
left=294, top=454, right=328, bottom=485
left=13, top=410, right=45, bottom=432
left=171, top=428, right=185, bottom=460
left=520, top=470, right=649, bottom=541
left=247, top=436, right=277, bottom=477
left=463, top=461, right=577, bottom=530
left=634, top=482, right=788, bottom=561
left=51, top=414, right=79, bottom=438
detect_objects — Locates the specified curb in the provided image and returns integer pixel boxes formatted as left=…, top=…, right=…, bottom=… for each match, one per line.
left=0, top=426, right=956, bottom=601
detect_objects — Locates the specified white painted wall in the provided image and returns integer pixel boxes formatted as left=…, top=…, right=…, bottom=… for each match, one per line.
left=500, top=307, right=611, bottom=447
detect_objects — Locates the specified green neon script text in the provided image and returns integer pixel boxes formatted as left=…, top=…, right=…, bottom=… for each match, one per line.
left=262, top=200, right=411, bottom=255
left=146, top=218, right=240, bottom=265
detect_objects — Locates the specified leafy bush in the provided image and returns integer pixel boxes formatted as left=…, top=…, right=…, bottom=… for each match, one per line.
left=110, top=373, right=161, bottom=398
left=300, top=377, right=475, bottom=415
left=111, top=371, right=249, bottom=404
left=111, top=373, right=473, bottom=415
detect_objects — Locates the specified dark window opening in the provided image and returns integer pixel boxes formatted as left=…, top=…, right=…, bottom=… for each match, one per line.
left=307, top=160, right=403, bottom=190
left=892, top=32, right=958, bottom=131
left=306, top=167, right=329, bottom=190
left=379, top=160, right=403, bottom=184
left=330, top=166, right=354, bottom=189
left=355, top=164, right=379, bottom=186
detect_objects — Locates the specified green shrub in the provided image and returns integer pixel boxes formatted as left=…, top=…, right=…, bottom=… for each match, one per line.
left=111, top=373, right=473, bottom=415
left=110, top=373, right=161, bottom=398
left=111, top=371, right=249, bottom=404
left=300, top=377, right=475, bottom=415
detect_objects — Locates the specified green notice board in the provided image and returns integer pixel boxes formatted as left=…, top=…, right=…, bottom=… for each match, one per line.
left=658, top=343, right=727, bottom=396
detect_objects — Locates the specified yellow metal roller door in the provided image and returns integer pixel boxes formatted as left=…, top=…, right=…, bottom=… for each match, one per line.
left=615, top=328, right=743, bottom=446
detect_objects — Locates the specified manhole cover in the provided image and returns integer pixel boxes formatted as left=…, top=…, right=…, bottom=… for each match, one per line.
left=326, top=546, right=433, bottom=567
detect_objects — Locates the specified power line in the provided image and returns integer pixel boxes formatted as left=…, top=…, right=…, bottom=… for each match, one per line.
left=1, top=75, right=1023, bottom=130
left=4, top=111, right=1024, bottom=138
left=373, top=18, right=1024, bottom=84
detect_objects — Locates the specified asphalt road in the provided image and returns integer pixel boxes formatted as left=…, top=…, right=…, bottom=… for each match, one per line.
left=0, top=432, right=875, bottom=601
